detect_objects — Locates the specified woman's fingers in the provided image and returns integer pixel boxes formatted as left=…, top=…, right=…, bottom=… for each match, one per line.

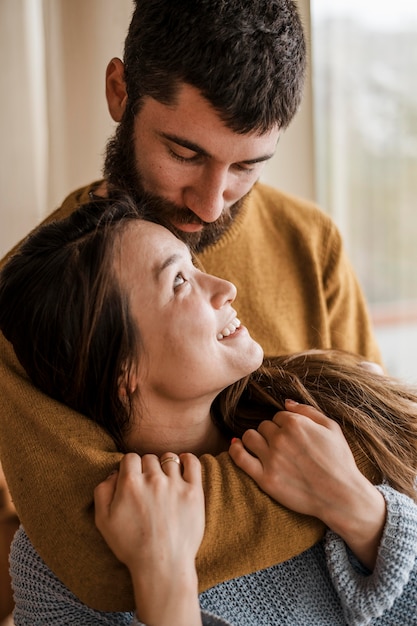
left=93, top=469, right=119, bottom=519
left=275, top=399, right=339, bottom=430
left=180, top=452, right=202, bottom=485
left=359, top=360, right=384, bottom=375
left=159, top=452, right=182, bottom=476
left=229, top=433, right=264, bottom=480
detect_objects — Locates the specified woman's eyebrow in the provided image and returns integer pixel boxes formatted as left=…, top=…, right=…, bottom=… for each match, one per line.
left=153, top=253, right=182, bottom=282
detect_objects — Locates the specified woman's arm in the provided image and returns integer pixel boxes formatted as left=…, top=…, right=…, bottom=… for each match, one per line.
left=230, top=399, right=417, bottom=623
left=326, top=484, right=417, bottom=625
left=94, top=452, right=204, bottom=626
left=229, top=399, right=386, bottom=569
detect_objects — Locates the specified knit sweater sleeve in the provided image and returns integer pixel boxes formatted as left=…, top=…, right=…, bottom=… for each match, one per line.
left=0, top=182, right=329, bottom=611
left=325, top=484, right=417, bottom=625
left=0, top=334, right=325, bottom=612
left=10, top=526, right=231, bottom=626
left=320, top=217, right=382, bottom=364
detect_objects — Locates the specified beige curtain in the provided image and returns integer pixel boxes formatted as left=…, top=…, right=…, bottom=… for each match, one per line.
left=0, top=0, right=313, bottom=258
left=0, top=0, right=133, bottom=257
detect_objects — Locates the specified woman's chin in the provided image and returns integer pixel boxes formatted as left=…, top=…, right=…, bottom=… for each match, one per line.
left=254, top=342, right=265, bottom=369
left=241, top=338, right=264, bottom=376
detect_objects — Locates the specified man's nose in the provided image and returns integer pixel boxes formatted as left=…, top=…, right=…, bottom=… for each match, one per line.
left=183, top=168, right=229, bottom=223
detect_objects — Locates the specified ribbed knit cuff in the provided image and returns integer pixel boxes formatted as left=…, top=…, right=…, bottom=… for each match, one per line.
left=325, top=484, right=417, bottom=625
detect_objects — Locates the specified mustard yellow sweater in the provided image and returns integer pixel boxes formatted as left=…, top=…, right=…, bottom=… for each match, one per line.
left=0, top=182, right=381, bottom=612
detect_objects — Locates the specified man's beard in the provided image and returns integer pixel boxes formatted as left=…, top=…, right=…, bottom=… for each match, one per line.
left=103, top=112, right=248, bottom=253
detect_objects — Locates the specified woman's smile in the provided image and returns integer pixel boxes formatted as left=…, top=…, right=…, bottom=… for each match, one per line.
left=217, top=317, right=241, bottom=340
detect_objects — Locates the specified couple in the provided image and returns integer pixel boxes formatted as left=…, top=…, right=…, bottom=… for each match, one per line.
left=1, top=193, right=416, bottom=624
left=0, top=3, right=384, bottom=606
left=1, top=0, right=416, bottom=623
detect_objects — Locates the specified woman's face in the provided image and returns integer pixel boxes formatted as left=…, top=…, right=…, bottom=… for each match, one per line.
left=115, top=221, right=264, bottom=406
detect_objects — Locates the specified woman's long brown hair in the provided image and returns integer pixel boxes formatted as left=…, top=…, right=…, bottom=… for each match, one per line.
left=214, top=350, right=417, bottom=501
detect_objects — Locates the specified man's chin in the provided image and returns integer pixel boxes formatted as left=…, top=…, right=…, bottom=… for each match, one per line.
left=170, top=226, right=208, bottom=252
left=170, top=218, right=233, bottom=252
left=174, top=199, right=249, bottom=252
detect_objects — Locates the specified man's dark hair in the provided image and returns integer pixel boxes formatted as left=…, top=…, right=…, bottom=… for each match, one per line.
left=123, top=0, right=306, bottom=133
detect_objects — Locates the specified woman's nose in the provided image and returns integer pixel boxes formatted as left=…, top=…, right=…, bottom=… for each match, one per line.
left=210, top=275, right=237, bottom=308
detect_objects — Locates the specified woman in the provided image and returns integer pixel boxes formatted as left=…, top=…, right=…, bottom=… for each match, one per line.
left=0, top=194, right=416, bottom=625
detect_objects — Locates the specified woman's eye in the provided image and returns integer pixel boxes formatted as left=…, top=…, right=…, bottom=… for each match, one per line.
left=173, top=273, right=186, bottom=289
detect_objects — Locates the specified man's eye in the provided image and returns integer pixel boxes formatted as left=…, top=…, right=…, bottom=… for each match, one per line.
left=234, top=163, right=255, bottom=174
left=173, top=273, right=186, bottom=288
left=169, top=147, right=199, bottom=163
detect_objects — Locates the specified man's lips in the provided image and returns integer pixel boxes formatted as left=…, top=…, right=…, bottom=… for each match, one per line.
left=172, top=221, right=204, bottom=233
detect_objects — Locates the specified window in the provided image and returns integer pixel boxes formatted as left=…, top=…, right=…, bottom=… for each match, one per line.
left=311, top=0, right=417, bottom=382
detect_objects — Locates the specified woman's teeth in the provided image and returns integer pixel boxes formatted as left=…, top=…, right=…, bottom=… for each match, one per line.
left=217, top=318, right=241, bottom=340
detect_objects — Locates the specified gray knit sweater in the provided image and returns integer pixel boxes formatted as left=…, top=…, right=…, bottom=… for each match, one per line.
left=10, top=486, right=417, bottom=625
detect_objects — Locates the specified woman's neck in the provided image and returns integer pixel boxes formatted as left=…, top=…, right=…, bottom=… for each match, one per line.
left=124, top=398, right=229, bottom=457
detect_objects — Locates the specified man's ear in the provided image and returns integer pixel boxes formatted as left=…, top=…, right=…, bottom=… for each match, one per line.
left=106, top=58, right=128, bottom=122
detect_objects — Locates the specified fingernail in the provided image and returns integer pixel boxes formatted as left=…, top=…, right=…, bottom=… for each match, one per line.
left=285, top=399, right=299, bottom=406
left=231, top=437, right=240, bottom=444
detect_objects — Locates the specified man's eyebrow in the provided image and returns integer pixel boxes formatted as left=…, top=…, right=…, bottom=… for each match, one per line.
left=159, top=131, right=275, bottom=164
left=159, top=132, right=210, bottom=157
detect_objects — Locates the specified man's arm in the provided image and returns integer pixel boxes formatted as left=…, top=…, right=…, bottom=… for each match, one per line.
left=321, top=216, right=382, bottom=364
left=0, top=334, right=326, bottom=611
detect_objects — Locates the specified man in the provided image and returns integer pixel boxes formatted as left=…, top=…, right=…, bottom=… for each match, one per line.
left=0, top=0, right=381, bottom=612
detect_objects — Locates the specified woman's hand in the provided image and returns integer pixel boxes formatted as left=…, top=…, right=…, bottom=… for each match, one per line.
left=94, top=451, right=204, bottom=626
left=229, top=400, right=386, bottom=570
